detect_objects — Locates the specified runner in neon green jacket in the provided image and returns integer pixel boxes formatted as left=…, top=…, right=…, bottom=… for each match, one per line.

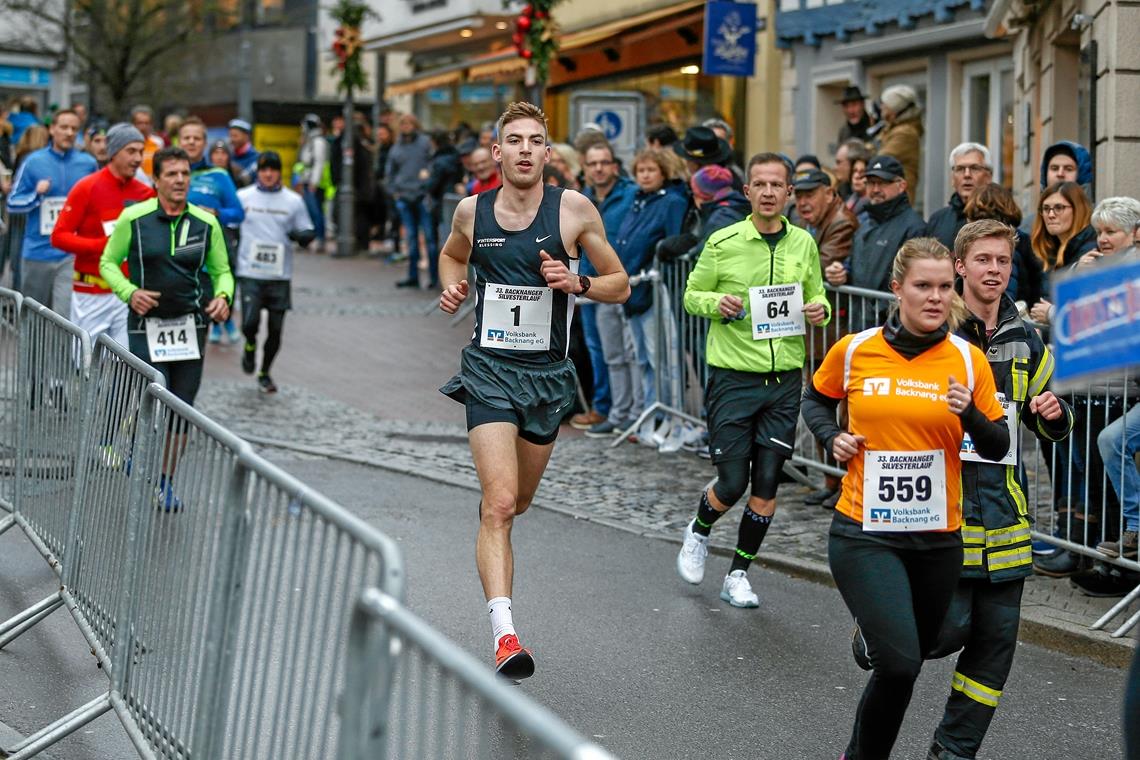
left=684, top=214, right=830, bottom=373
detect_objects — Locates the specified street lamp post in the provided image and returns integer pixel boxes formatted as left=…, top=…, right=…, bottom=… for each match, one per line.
left=329, top=2, right=372, bottom=258
left=337, top=91, right=355, bottom=258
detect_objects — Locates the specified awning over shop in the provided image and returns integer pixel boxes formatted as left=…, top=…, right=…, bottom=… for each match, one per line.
left=559, top=0, right=705, bottom=51
left=385, top=69, right=463, bottom=98
left=467, top=52, right=527, bottom=81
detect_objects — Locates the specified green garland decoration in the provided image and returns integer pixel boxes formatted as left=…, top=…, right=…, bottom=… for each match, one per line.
left=328, top=0, right=377, bottom=94
left=506, top=0, right=563, bottom=84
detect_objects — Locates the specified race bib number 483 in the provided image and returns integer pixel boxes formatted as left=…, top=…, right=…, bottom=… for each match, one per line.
left=145, top=314, right=200, bottom=363
left=862, top=449, right=947, bottom=532
left=479, top=283, right=552, bottom=351
left=249, top=241, right=286, bottom=277
left=749, top=283, right=805, bottom=340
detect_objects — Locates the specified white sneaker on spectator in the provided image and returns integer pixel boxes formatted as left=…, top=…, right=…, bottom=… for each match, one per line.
left=676, top=520, right=708, bottom=584
left=720, top=570, right=759, bottom=608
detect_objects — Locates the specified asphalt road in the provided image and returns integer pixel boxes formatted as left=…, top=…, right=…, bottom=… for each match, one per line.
left=0, top=458, right=1130, bottom=759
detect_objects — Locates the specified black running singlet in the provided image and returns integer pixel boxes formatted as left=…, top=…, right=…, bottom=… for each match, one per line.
left=469, top=185, right=579, bottom=364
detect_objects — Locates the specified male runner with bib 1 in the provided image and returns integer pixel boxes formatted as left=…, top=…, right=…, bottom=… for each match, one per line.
left=438, top=102, right=630, bottom=679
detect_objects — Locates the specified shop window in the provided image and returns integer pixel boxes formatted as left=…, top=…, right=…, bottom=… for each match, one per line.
left=421, top=83, right=521, bottom=130
left=961, top=58, right=1015, bottom=187
left=547, top=64, right=745, bottom=145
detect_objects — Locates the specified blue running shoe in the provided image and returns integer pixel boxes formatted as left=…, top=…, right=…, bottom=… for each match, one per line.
left=156, top=475, right=182, bottom=513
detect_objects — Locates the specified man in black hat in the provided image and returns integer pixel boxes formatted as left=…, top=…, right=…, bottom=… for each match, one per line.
left=824, top=155, right=925, bottom=324
left=837, top=85, right=875, bottom=144
left=674, top=125, right=742, bottom=185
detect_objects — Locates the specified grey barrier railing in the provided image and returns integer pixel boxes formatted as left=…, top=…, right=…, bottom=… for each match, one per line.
left=1, top=290, right=610, bottom=759
left=0, top=287, right=19, bottom=511
left=338, top=588, right=616, bottom=760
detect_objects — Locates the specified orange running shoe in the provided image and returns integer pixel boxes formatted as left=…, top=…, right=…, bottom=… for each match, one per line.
left=494, top=634, right=535, bottom=680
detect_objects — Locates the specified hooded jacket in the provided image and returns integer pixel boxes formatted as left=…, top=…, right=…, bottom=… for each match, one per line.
left=1022, top=141, right=1095, bottom=233
left=927, top=192, right=967, bottom=251
left=846, top=193, right=926, bottom=292
left=956, top=294, right=1073, bottom=581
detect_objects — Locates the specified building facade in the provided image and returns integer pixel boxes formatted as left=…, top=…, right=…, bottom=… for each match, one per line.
left=776, top=0, right=1013, bottom=215
left=986, top=0, right=1139, bottom=205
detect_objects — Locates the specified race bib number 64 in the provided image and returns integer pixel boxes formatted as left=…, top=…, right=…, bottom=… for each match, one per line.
left=862, top=449, right=947, bottom=532
left=749, top=283, right=805, bottom=340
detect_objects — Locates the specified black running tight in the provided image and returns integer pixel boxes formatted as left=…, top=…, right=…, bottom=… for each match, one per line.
left=243, top=309, right=286, bottom=374
left=828, top=521, right=963, bottom=760
left=711, top=445, right=787, bottom=506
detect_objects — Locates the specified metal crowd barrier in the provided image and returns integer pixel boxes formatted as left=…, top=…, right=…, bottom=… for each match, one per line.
left=0, top=287, right=19, bottom=511
left=1, top=291, right=608, bottom=758
left=338, top=588, right=616, bottom=760
left=1, top=212, right=26, bottom=291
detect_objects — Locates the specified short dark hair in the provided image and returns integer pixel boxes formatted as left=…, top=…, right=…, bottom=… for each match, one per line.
left=52, top=108, right=79, bottom=125
left=153, top=146, right=190, bottom=178
left=646, top=123, right=679, bottom=147
left=746, top=152, right=793, bottom=184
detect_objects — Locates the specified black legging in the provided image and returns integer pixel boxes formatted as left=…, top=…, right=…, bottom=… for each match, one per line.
left=243, top=308, right=285, bottom=374
left=711, top=445, right=787, bottom=505
left=829, top=519, right=963, bottom=760
left=128, top=326, right=208, bottom=405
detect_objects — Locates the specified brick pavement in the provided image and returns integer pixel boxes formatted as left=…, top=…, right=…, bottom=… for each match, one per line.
left=197, top=247, right=1137, bottom=665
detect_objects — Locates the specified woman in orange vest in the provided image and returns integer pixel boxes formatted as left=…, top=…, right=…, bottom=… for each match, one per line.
left=801, top=237, right=1009, bottom=760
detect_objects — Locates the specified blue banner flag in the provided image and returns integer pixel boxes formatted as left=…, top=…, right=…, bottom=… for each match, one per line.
left=702, top=1, right=758, bottom=78
left=1051, top=257, right=1140, bottom=385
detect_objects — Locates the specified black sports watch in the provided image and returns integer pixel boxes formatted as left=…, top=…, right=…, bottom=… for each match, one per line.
left=577, top=275, right=591, bottom=295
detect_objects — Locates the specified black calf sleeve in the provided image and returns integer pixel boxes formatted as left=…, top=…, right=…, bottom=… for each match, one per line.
left=750, top=445, right=788, bottom=500
left=712, top=457, right=751, bottom=506
left=261, top=310, right=286, bottom=373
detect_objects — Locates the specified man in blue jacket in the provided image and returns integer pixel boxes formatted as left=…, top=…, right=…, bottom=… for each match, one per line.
left=227, top=119, right=260, bottom=188
left=8, top=108, right=97, bottom=315
left=178, top=116, right=244, bottom=343
left=581, top=141, right=638, bottom=436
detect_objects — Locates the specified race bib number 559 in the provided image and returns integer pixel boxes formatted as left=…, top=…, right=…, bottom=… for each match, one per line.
left=862, top=449, right=947, bottom=532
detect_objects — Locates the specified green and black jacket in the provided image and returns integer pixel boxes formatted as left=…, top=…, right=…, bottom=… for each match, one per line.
left=100, top=198, right=234, bottom=330
left=956, top=294, right=1074, bottom=581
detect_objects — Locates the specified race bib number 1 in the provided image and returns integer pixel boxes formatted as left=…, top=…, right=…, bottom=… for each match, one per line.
left=250, top=241, right=286, bottom=277
left=961, top=395, right=1018, bottom=465
left=145, top=314, right=200, bottom=363
left=479, top=282, right=553, bottom=351
left=40, top=197, right=66, bottom=236
left=749, top=283, right=805, bottom=340
left=862, top=449, right=947, bottom=532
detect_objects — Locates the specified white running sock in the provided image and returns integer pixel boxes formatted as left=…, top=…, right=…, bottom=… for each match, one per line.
left=487, top=596, right=516, bottom=649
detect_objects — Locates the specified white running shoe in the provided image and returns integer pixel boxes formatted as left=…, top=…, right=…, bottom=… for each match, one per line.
left=720, top=570, right=759, bottom=608
left=676, top=520, right=709, bottom=584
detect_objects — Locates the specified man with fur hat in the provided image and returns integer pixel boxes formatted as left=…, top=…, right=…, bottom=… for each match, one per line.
left=876, top=84, right=924, bottom=203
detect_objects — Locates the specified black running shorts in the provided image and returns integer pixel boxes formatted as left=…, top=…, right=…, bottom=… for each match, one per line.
left=238, top=277, right=292, bottom=313
left=441, top=345, right=577, bottom=446
left=705, top=366, right=802, bottom=464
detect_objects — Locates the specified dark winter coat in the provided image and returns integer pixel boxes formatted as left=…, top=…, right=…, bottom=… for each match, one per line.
left=612, top=187, right=688, bottom=316
left=927, top=192, right=968, bottom=251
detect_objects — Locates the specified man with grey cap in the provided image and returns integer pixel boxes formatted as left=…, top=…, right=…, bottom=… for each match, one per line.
left=228, top=118, right=259, bottom=187
left=51, top=122, right=154, bottom=345
left=793, top=167, right=858, bottom=269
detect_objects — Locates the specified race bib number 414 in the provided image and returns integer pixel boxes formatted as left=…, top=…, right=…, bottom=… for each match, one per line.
left=145, top=314, right=200, bottom=363
left=862, top=449, right=947, bottom=532
left=480, top=283, right=552, bottom=351
left=749, top=283, right=805, bottom=340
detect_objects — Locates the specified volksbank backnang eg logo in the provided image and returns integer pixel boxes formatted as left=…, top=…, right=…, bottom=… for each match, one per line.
left=863, top=377, right=891, bottom=396
left=487, top=329, right=506, bottom=341
left=869, top=508, right=892, bottom=524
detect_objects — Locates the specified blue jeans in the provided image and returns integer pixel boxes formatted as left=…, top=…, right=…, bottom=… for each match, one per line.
left=578, top=303, right=610, bottom=416
left=396, top=197, right=437, bottom=284
left=627, top=308, right=656, bottom=409
left=1098, top=406, right=1140, bottom=532
left=302, top=187, right=325, bottom=243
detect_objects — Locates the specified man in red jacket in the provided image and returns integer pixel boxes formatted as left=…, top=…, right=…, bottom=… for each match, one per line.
left=52, top=123, right=154, bottom=345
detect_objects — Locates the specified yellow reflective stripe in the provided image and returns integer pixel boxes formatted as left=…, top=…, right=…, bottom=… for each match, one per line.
left=1011, top=357, right=1029, bottom=403
left=1006, top=464, right=1028, bottom=516
left=1027, top=349, right=1053, bottom=399
left=963, top=548, right=984, bottom=566
left=962, top=525, right=986, bottom=545
left=951, top=671, right=1002, bottom=707
left=986, top=520, right=1031, bottom=547
left=988, top=545, right=1032, bottom=571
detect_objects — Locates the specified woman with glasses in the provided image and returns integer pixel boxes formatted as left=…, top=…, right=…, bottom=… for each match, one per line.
left=1027, top=181, right=1095, bottom=325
